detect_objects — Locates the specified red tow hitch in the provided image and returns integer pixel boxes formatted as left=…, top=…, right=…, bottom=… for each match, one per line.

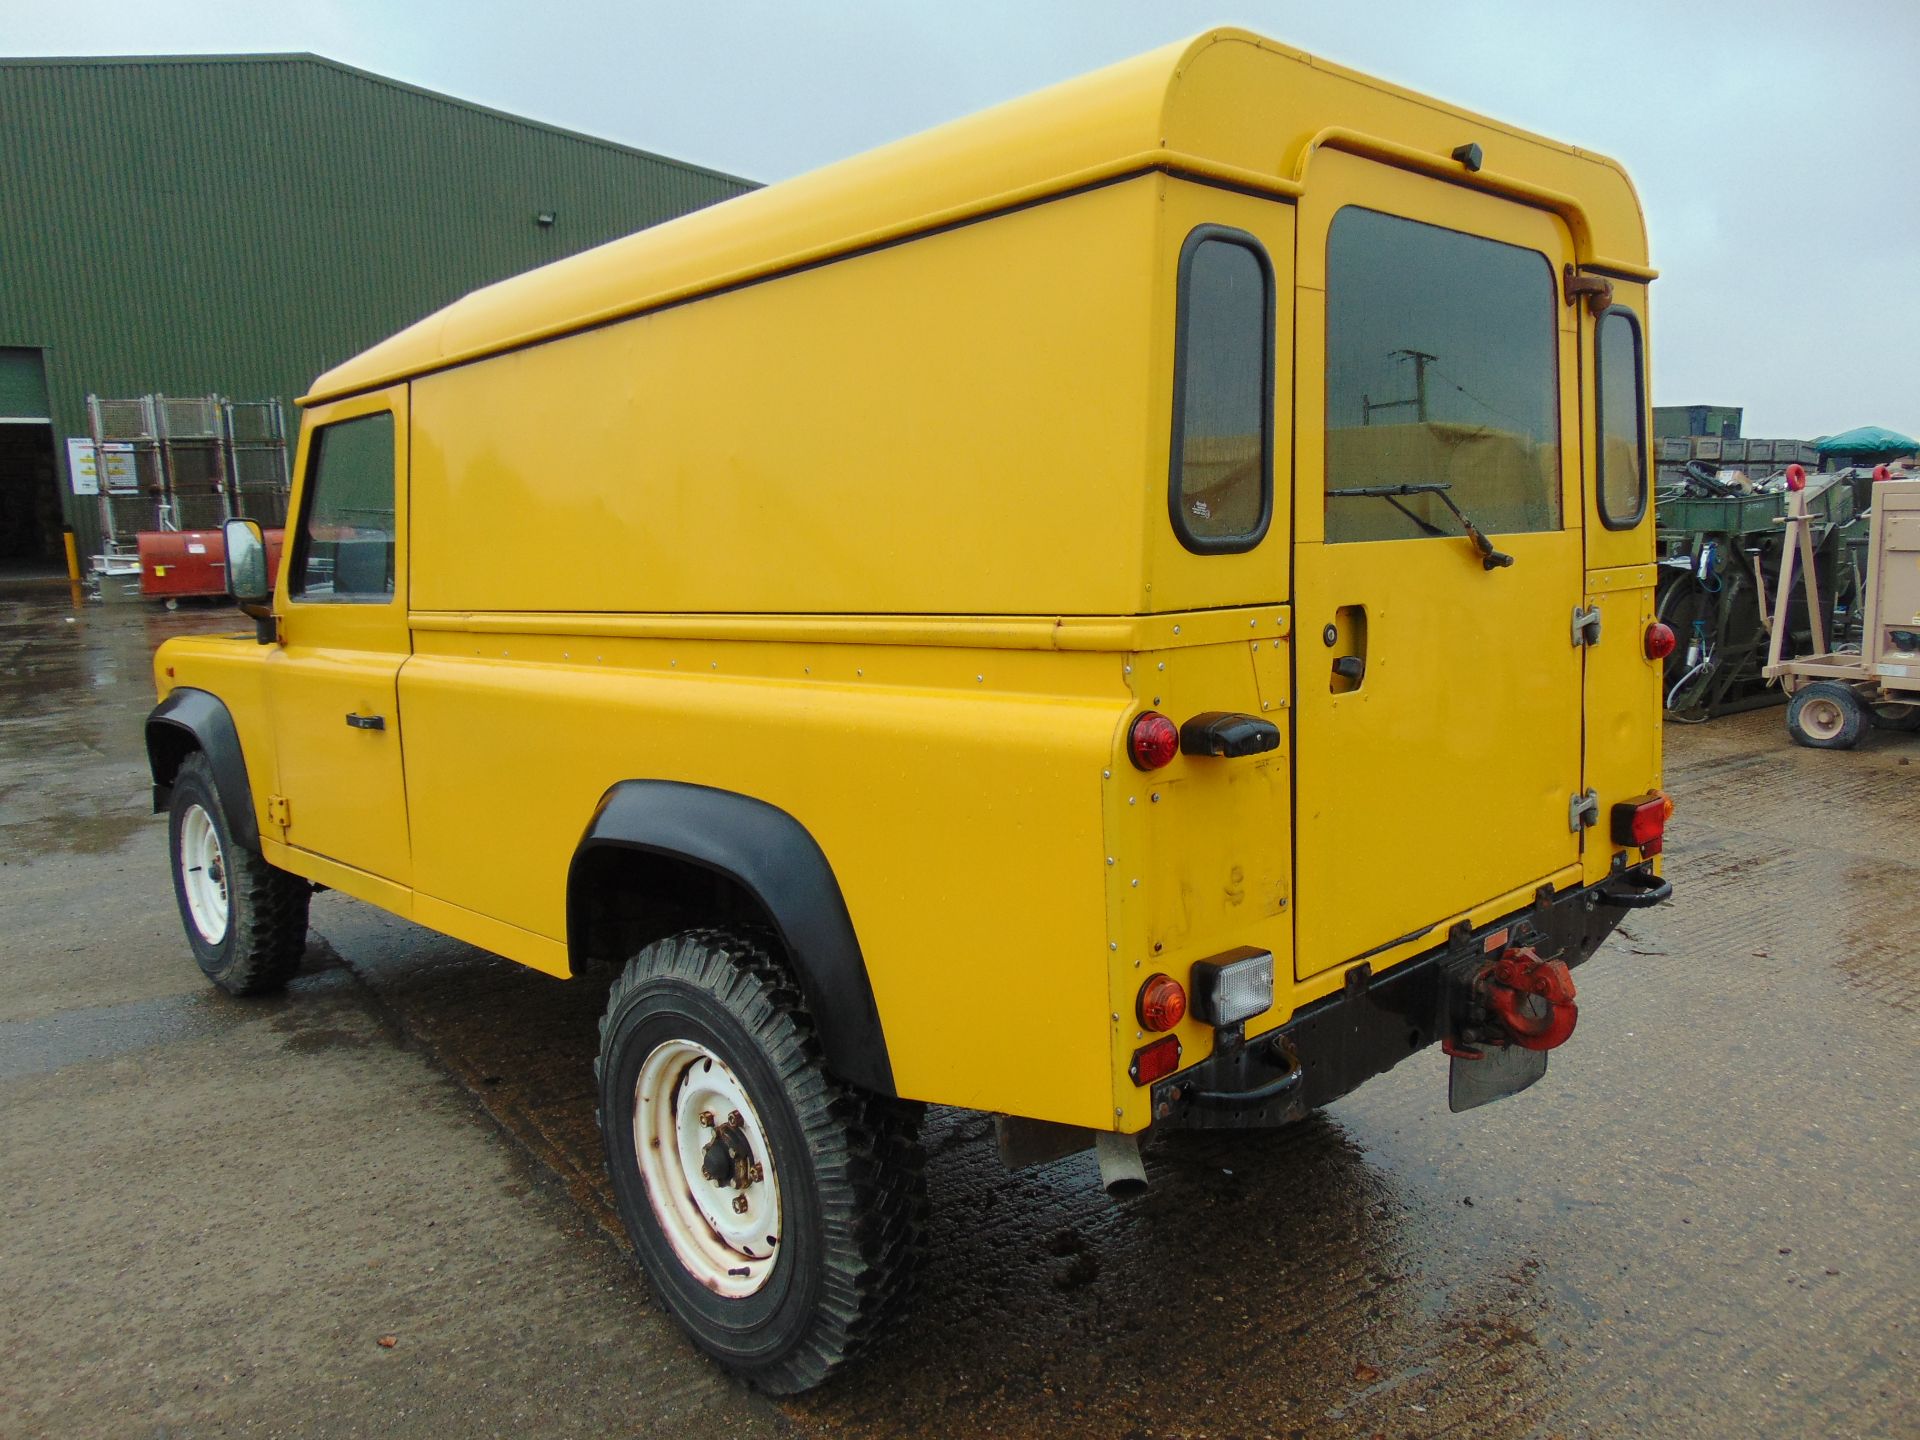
left=1480, top=946, right=1578, bottom=1051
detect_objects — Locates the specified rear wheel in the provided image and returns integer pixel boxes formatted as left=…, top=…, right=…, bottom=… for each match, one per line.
left=167, top=752, right=310, bottom=994
left=596, top=927, right=925, bottom=1393
left=1872, top=701, right=1920, bottom=733
left=1786, top=681, right=1866, bottom=750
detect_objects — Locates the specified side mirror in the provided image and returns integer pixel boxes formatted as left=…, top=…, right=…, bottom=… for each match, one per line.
left=222, top=518, right=276, bottom=643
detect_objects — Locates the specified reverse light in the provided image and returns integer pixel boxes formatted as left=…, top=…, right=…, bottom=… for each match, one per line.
left=1128, top=711, right=1179, bottom=770
left=1189, top=946, right=1276, bottom=1027
left=1136, top=973, right=1187, bottom=1032
left=1610, top=790, right=1672, bottom=856
left=1128, top=1035, right=1182, bottom=1086
left=1645, top=621, right=1677, bottom=661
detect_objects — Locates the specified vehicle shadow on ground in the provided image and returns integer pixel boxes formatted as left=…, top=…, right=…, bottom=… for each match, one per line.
left=326, top=906, right=1560, bottom=1439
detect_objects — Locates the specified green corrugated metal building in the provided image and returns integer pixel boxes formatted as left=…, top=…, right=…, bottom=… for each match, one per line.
left=0, top=53, right=754, bottom=570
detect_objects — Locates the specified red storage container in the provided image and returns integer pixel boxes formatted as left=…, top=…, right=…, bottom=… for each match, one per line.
left=137, top=528, right=286, bottom=599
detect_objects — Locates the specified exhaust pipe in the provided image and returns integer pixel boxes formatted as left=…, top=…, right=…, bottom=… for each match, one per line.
left=1095, top=1131, right=1147, bottom=1198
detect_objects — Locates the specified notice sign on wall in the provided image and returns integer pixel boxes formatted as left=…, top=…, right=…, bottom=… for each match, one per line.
left=66, top=438, right=137, bottom=495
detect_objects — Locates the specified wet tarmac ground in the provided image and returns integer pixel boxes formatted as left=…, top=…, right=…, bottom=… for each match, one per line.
left=1, top=595, right=1914, bottom=1438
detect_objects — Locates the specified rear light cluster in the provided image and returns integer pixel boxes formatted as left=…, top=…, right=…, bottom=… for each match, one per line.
left=1610, top=790, right=1674, bottom=856
left=1128, top=711, right=1180, bottom=770
left=1644, top=622, right=1677, bottom=660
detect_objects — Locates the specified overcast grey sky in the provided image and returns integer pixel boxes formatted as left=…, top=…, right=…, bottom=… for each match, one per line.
left=12, top=0, right=1917, bottom=440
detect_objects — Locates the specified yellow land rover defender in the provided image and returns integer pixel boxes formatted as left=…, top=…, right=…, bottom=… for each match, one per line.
left=147, top=30, right=1672, bottom=1391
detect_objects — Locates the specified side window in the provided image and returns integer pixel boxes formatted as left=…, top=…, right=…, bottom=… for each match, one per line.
left=291, top=412, right=396, bottom=601
left=1595, top=308, right=1648, bottom=528
left=1324, top=207, right=1560, bottom=544
left=1169, top=227, right=1273, bottom=553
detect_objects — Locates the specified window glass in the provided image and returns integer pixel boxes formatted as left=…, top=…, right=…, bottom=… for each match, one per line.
left=1596, top=308, right=1647, bottom=528
left=1324, top=207, right=1560, bottom=544
left=1170, top=233, right=1270, bottom=551
left=293, top=412, right=395, bottom=601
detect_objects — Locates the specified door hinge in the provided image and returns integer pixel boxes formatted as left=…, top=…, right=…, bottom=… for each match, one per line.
left=1572, top=605, right=1603, bottom=647
left=1568, top=790, right=1600, bottom=832
left=1562, top=263, right=1614, bottom=317
left=267, top=794, right=291, bottom=829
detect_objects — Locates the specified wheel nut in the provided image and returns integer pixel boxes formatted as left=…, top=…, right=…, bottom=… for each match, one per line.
left=698, top=1111, right=715, bottom=1127
left=727, top=1111, right=744, bottom=1129
left=749, top=1162, right=764, bottom=1183
left=731, top=1194, right=749, bottom=1214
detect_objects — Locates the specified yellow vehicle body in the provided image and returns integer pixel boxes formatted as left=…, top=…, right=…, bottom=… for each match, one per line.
left=151, top=29, right=1663, bottom=1138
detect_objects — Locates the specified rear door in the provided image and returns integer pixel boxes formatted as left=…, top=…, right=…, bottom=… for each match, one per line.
left=1291, top=151, right=1584, bottom=980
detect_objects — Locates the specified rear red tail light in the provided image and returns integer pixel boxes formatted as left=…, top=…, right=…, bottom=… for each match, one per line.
left=1128, top=711, right=1179, bottom=770
left=1136, top=973, right=1187, bottom=1032
left=1610, top=790, right=1672, bottom=855
left=1645, top=621, right=1676, bottom=660
left=1128, top=1035, right=1182, bottom=1086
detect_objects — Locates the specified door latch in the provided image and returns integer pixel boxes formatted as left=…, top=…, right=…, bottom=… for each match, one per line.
left=1571, top=605, right=1603, bottom=647
left=1568, top=790, right=1600, bottom=832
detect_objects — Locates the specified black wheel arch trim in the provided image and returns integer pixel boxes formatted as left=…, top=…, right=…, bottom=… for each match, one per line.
left=146, top=688, right=260, bottom=850
left=569, top=780, right=894, bottom=1096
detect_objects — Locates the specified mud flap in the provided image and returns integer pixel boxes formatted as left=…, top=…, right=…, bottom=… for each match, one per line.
left=1448, top=1045, right=1548, bottom=1113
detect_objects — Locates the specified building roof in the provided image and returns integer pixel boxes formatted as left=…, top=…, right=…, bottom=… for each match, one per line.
left=0, top=52, right=752, bottom=187
left=307, top=27, right=1654, bottom=404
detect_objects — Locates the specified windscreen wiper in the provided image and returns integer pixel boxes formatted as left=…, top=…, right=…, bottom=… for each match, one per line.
left=1326, top=483, right=1516, bottom=570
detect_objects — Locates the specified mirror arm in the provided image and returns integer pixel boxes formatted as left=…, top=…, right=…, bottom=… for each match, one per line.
left=238, top=599, right=277, bottom=645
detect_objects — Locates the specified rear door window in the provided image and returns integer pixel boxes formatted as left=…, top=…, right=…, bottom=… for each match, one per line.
left=1169, top=227, right=1273, bottom=553
left=291, top=412, right=396, bottom=601
left=1324, top=207, right=1560, bottom=543
left=1595, top=308, right=1648, bottom=528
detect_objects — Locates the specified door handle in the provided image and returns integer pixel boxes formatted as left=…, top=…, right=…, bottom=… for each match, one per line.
left=345, top=712, right=386, bottom=731
left=1332, top=655, right=1366, bottom=683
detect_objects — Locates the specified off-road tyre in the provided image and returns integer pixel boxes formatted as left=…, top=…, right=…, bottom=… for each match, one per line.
left=1871, top=701, right=1920, bottom=733
left=1786, top=681, right=1866, bottom=750
left=166, top=751, right=310, bottom=995
left=596, top=927, right=926, bottom=1394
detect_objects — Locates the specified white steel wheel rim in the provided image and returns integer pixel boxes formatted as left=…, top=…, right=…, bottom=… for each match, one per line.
left=1800, top=696, right=1845, bottom=741
left=633, top=1038, right=782, bottom=1298
left=179, top=804, right=230, bottom=945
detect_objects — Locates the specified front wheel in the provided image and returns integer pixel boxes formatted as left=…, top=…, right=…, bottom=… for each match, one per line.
left=596, top=928, right=925, bottom=1393
left=167, top=752, right=310, bottom=994
left=1786, top=681, right=1866, bottom=750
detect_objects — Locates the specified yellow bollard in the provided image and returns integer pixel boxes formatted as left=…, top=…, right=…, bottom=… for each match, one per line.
left=62, top=527, right=81, bottom=582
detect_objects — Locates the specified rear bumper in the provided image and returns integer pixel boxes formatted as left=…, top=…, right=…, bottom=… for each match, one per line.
left=1147, top=862, right=1666, bottom=1130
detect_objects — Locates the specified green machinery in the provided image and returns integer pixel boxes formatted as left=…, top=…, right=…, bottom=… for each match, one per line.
left=1656, top=469, right=1865, bottom=720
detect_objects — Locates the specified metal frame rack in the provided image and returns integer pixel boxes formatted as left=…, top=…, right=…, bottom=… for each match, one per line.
left=85, top=392, right=291, bottom=575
